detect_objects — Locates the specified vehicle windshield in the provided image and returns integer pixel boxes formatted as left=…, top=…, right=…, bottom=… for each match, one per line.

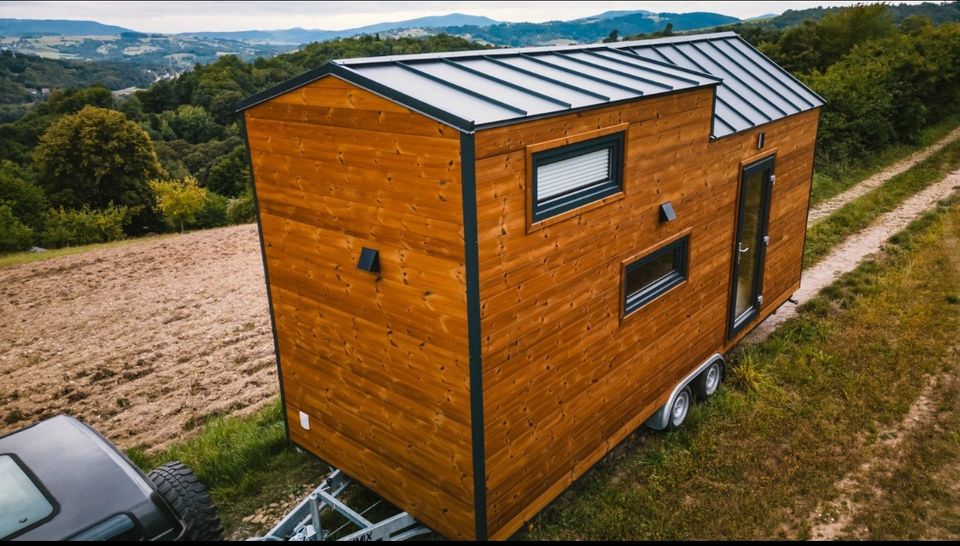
left=0, top=455, right=54, bottom=539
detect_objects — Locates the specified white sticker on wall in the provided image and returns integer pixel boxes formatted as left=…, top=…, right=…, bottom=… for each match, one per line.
left=299, top=411, right=310, bottom=430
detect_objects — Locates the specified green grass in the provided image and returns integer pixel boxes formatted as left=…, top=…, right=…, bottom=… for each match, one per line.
left=123, top=200, right=960, bottom=540
left=0, top=233, right=181, bottom=268
left=126, top=399, right=330, bottom=536
left=521, top=200, right=960, bottom=540
left=811, top=114, right=960, bottom=207
left=803, top=138, right=960, bottom=268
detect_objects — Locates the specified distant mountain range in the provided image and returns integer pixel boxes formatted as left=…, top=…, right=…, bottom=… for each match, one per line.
left=0, top=10, right=741, bottom=49
left=181, top=10, right=738, bottom=46
left=182, top=13, right=500, bottom=44
left=0, top=18, right=133, bottom=36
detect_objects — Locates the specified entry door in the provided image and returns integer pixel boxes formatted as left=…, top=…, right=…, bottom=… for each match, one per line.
left=728, top=155, right=775, bottom=338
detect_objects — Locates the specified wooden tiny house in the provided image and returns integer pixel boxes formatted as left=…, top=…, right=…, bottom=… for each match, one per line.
left=238, top=31, right=823, bottom=540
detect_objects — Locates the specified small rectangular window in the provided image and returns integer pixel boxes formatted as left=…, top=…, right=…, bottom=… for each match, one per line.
left=532, top=132, right=624, bottom=222
left=624, top=236, right=689, bottom=315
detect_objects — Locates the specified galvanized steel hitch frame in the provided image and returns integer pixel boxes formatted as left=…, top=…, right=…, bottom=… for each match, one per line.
left=253, top=470, right=430, bottom=541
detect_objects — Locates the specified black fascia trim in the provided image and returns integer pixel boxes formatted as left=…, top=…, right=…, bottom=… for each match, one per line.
left=623, top=236, right=689, bottom=315
left=238, top=114, right=290, bottom=440
left=235, top=62, right=475, bottom=132
left=460, top=132, right=487, bottom=540
left=531, top=131, right=625, bottom=223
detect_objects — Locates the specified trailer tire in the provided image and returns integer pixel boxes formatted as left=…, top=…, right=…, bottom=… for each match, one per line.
left=667, top=387, right=693, bottom=430
left=690, top=359, right=723, bottom=400
left=147, top=461, right=223, bottom=541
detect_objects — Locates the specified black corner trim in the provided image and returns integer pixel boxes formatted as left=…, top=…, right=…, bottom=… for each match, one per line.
left=461, top=132, right=487, bottom=540
left=239, top=114, right=290, bottom=440
left=235, top=62, right=475, bottom=132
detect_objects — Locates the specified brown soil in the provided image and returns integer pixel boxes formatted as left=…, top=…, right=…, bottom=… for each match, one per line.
left=0, top=224, right=276, bottom=452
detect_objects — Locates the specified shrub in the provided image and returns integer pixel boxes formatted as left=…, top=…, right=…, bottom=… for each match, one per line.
left=194, top=191, right=229, bottom=229
left=39, top=206, right=129, bottom=248
left=226, top=191, right=255, bottom=225
left=149, top=176, right=208, bottom=232
left=0, top=204, right=35, bottom=252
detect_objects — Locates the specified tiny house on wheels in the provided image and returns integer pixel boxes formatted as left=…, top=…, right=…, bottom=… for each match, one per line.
left=237, top=31, right=823, bottom=540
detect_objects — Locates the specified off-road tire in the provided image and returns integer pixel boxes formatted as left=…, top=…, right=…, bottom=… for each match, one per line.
left=147, top=461, right=223, bottom=541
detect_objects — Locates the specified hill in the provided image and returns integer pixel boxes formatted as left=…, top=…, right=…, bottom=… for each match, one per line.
left=438, top=11, right=740, bottom=46
left=0, top=19, right=133, bottom=36
left=181, top=13, right=500, bottom=44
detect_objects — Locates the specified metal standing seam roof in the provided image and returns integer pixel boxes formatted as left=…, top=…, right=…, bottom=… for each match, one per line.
left=237, top=31, right=824, bottom=138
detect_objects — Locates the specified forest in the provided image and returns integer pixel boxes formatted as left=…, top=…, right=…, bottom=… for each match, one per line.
left=1, top=4, right=959, bottom=253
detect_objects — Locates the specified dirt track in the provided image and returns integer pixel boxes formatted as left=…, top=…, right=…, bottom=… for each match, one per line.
left=0, top=225, right=275, bottom=452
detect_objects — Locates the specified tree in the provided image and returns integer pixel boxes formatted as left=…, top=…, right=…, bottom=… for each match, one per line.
left=0, top=160, right=48, bottom=231
left=160, top=105, right=223, bottom=144
left=150, top=176, right=208, bottom=232
left=603, top=29, right=620, bottom=43
left=203, top=147, right=250, bottom=197
left=0, top=204, right=34, bottom=252
left=33, top=106, right=162, bottom=214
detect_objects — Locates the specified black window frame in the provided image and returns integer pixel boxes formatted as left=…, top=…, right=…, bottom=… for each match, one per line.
left=623, top=236, right=689, bottom=315
left=531, top=132, right=625, bottom=222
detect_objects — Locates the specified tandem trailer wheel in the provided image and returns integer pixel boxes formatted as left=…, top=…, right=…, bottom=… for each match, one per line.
left=666, top=386, right=692, bottom=430
left=690, top=359, right=724, bottom=400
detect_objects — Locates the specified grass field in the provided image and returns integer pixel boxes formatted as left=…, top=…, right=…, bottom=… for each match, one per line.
left=811, top=114, right=960, bottom=207
left=804, top=138, right=960, bottom=268
left=126, top=194, right=960, bottom=538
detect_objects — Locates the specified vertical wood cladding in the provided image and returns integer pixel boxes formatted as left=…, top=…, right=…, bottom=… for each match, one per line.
left=474, top=88, right=819, bottom=538
left=243, top=76, right=476, bottom=540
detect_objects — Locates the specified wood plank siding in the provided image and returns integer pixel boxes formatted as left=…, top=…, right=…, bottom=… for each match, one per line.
left=243, top=75, right=477, bottom=540
left=473, top=87, right=820, bottom=539
left=243, top=73, right=819, bottom=540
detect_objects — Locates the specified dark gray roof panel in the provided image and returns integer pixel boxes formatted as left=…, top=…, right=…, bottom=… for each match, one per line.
left=238, top=31, right=823, bottom=137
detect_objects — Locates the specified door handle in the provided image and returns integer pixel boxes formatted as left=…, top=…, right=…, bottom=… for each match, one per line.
left=736, top=242, right=749, bottom=264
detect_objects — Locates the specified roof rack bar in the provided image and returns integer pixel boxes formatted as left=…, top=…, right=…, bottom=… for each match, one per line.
left=663, top=43, right=770, bottom=123
left=701, top=40, right=793, bottom=114
left=392, top=61, right=527, bottom=115
left=604, top=46, right=722, bottom=81
left=685, top=41, right=774, bottom=122
left=720, top=38, right=818, bottom=108
left=480, top=55, right=611, bottom=101
left=517, top=53, right=644, bottom=96
left=552, top=51, right=675, bottom=90
left=439, top=59, right=572, bottom=108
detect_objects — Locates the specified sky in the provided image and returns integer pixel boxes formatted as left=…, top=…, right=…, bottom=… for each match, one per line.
left=0, top=1, right=935, bottom=33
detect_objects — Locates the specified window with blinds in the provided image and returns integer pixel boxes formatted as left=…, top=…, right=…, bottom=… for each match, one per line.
left=531, top=132, right=624, bottom=222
